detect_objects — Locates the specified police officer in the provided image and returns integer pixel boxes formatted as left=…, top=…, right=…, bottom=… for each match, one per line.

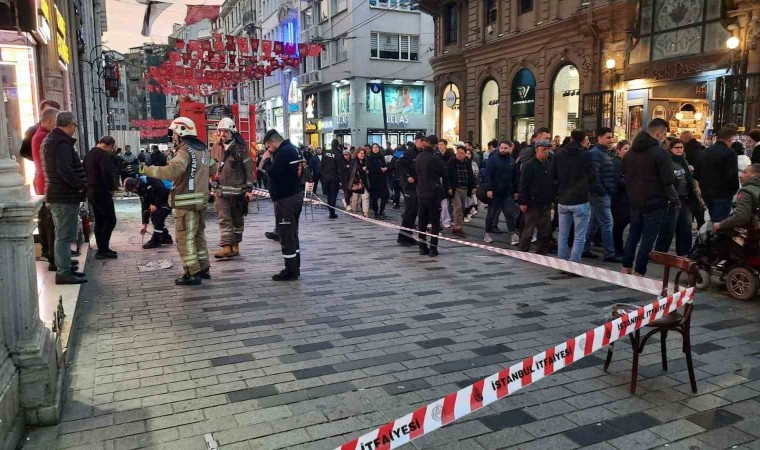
left=262, top=129, right=303, bottom=281
left=396, top=134, right=422, bottom=246
left=123, top=176, right=173, bottom=249
left=416, top=135, right=448, bottom=257
left=145, top=117, right=216, bottom=286
left=211, top=117, right=255, bottom=258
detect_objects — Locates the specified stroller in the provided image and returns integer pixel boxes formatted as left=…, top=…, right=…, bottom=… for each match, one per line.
left=680, top=222, right=760, bottom=300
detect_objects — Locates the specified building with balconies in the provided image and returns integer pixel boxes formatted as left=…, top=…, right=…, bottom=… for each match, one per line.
left=104, top=50, right=130, bottom=131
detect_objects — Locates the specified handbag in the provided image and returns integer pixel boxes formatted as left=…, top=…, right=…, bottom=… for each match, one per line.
left=476, top=182, right=492, bottom=205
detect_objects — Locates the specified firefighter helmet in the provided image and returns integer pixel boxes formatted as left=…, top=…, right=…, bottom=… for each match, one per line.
left=169, top=117, right=197, bottom=138
left=217, top=117, right=237, bottom=133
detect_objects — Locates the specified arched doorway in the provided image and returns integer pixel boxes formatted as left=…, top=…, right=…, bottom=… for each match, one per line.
left=480, top=79, right=499, bottom=145
left=551, top=65, right=580, bottom=141
left=511, top=69, right=536, bottom=144
left=441, top=83, right=460, bottom=143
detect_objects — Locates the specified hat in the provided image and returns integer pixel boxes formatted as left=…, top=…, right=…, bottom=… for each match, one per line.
left=343, top=149, right=351, bottom=155
left=535, top=140, right=552, bottom=148
left=414, top=131, right=426, bottom=141
left=425, top=135, right=439, bottom=146
left=262, top=129, right=280, bottom=144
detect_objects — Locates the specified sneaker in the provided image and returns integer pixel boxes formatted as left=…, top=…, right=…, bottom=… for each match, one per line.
left=265, top=232, right=280, bottom=242
left=272, top=269, right=299, bottom=281
left=581, top=251, right=599, bottom=259
left=443, top=223, right=452, bottom=229
left=464, top=216, right=471, bottom=223
left=175, top=274, right=202, bottom=285
left=510, top=232, right=520, bottom=246
left=484, top=233, right=493, bottom=244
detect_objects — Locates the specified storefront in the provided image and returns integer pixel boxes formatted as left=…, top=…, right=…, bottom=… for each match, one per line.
left=480, top=79, right=499, bottom=144
left=287, top=78, right=303, bottom=146
left=511, top=69, right=536, bottom=144
left=551, top=65, right=580, bottom=140
left=320, top=116, right=334, bottom=148
left=440, top=83, right=460, bottom=143
left=365, top=82, right=427, bottom=147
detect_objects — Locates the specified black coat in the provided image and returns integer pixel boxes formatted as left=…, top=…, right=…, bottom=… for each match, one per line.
left=367, top=151, right=389, bottom=198
left=137, top=176, right=170, bottom=225
left=694, top=141, right=739, bottom=201
left=484, top=152, right=518, bottom=197
left=623, top=131, right=676, bottom=210
left=518, top=157, right=555, bottom=208
left=266, top=139, right=302, bottom=201
left=611, top=155, right=629, bottom=209
left=549, top=141, right=596, bottom=206
left=151, top=149, right=167, bottom=166
left=348, top=158, right=369, bottom=193
left=396, top=145, right=418, bottom=195
left=338, top=156, right=352, bottom=189
left=446, top=157, right=475, bottom=196
left=751, top=144, right=760, bottom=165
left=415, top=147, right=447, bottom=200
left=321, top=149, right=340, bottom=182
left=41, top=128, right=87, bottom=204
left=684, top=139, right=703, bottom=168
left=83, top=146, right=119, bottom=197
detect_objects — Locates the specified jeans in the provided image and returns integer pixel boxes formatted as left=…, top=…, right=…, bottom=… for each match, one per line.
left=49, top=203, right=79, bottom=277
left=558, top=203, right=590, bottom=262
left=440, top=198, right=452, bottom=227
left=655, top=199, right=693, bottom=256
left=584, top=194, right=616, bottom=258
left=623, top=207, right=667, bottom=275
left=485, top=195, right=518, bottom=233
left=706, top=198, right=732, bottom=223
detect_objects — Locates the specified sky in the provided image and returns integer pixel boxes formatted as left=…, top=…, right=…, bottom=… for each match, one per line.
left=102, top=0, right=220, bottom=53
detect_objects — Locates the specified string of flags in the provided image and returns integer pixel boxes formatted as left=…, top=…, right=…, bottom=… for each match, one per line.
left=142, top=34, right=324, bottom=96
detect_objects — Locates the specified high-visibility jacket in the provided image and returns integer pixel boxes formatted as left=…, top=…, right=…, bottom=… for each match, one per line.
left=144, top=137, right=216, bottom=211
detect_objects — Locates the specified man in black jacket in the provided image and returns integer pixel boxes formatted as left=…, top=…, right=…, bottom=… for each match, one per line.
left=446, top=144, right=475, bottom=237
left=611, top=142, right=630, bottom=257
left=680, top=131, right=703, bottom=168
left=518, top=140, right=555, bottom=254
left=397, top=135, right=422, bottom=246
left=549, top=129, right=596, bottom=264
left=263, top=130, right=304, bottom=280
left=322, top=140, right=342, bottom=218
left=416, top=135, right=448, bottom=257
left=622, top=118, right=676, bottom=276
left=124, top=176, right=173, bottom=248
left=694, top=126, right=740, bottom=222
left=150, top=144, right=167, bottom=166
left=583, top=127, right=621, bottom=262
left=83, top=135, right=119, bottom=259
left=42, top=111, right=88, bottom=285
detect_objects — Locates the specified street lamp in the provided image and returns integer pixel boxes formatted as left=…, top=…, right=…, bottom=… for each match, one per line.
left=726, top=36, right=740, bottom=50
left=605, top=58, right=616, bottom=70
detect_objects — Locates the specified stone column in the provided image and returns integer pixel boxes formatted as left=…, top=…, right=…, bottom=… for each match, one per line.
left=0, top=64, right=62, bottom=430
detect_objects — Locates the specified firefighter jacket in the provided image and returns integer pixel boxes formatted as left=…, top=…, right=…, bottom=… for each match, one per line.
left=212, top=134, right=255, bottom=197
left=144, top=137, right=216, bottom=211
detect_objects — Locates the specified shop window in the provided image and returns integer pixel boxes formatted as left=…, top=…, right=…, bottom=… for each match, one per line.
left=519, top=0, right=533, bottom=14
left=370, top=0, right=416, bottom=10
left=480, top=79, right=499, bottom=145
left=484, top=0, right=496, bottom=26
left=551, top=65, right=580, bottom=141
left=441, top=83, right=460, bottom=143
left=371, top=33, right=419, bottom=61
left=632, top=0, right=728, bottom=63
left=512, top=69, right=536, bottom=142
left=443, top=3, right=457, bottom=45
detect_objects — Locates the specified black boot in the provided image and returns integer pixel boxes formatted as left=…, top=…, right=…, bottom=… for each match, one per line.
left=419, top=245, right=430, bottom=255
left=143, top=233, right=162, bottom=249
left=272, top=269, right=299, bottom=281
left=161, top=230, right=173, bottom=244
left=198, top=267, right=211, bottom=279
left=175, top=273, right=202, bottom=285
left=265, top=232, right=280, bottom=242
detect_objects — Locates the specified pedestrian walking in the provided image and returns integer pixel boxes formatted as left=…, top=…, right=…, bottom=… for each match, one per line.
left=695, top=126, right=740, bottom=222
left=446, top=144, right=475, bottom=237
left=42, top=111, right=88, bottom=285
left=611, top=140, right=630, bottom=257
left=518, top=140, right=555, bottom=254
left=348, top=147, right=371, bottom=217
left=124, top=176, right=173, bottom=248
left=396, top=137, right=421, bottom=246
left=145, top=117, right=216, bottom=286
left=210, top=118, right=255, bottom=259
left=262, top=129, right=304, bottom=281
left=338, top=148, right=353, bottom=211
left=549, top=129, right=596, bottom=265
left=31, top=106, right=59, bottom=269
left=622, top=118, right=676, bottom=276
left=416, top=135, right=448, bottom=257
left=368, top=143, right=390, bottom=219
left=483, top=140, right=520, bottom=245
left=322, top=140, right=342, bottom=218
left=83, top=135, right=120, bottom=259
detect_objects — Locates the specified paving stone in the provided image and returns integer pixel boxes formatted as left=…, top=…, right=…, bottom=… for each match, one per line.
left=563, top=423, right=625, bottom=446
left=227, top=385, right=279, bottom=403
left=649, top=419, right=707, bottom=441
left=479, top=410, right=537, bottom=431
left=687, top=408, right=743, bottom=430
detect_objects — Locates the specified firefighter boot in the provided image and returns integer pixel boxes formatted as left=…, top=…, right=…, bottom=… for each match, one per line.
left=232, top=243, right=240, bottom=256
left=214, top=245, right=235, bottom=259
left=161, top=230, right=173, bottom=244
left=175, top=273, right=202, bottom=286
left=142, top=233, right=162, bottom=249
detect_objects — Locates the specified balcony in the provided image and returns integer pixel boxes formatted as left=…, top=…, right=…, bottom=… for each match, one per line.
left=297, top=70, right=322, bottom=87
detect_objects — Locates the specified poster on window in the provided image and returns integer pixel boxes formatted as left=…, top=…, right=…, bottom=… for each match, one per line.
left=336, top=85, right=350, bottom=115
left=366, top=84, right=424, bottom=115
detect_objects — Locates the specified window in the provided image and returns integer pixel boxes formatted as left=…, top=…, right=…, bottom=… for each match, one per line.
left=443, top=3, right=457, bottom=45
left=519, top=0, right=532, bottom=14
left=485, top=0, right=497, bottom=25
left=369, top=0, right=417, bottom=10
left=319, top=45, right=330, bottom=68
left=370, top=33, right=419, bottom=61
left=302, top=7, right=313, bottom=28
left=331, top=0, right=347, bottom=15
left=331, top=38, right=348, bottom=63
left=317, top=0, right=329, bottom=22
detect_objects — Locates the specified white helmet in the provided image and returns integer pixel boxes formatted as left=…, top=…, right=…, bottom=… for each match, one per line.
left=169, top=117, right=197, bottom=138
left=217, top=117, right=237, bottom=133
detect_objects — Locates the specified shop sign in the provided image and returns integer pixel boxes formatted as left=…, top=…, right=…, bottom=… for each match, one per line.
left=387, top=114, right=409, bottom=127
left=625, top=53, right=728, bottom=81
left=651, top=81, right=708, bottom=100
left=337, top=115, right=349, bottom=128
left=37, top=0, right=52, bottom=43
left=55, top=6, right=70, bottom=64
left=444, top=89, right=458, bottom=109
left=305, top=121, right=318, bottom=132
left=322, top=116, right=334, bottom=132
left=511, top=69, right=536, bottom=117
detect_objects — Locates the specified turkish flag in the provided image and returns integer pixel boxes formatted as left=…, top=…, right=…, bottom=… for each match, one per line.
left=250, top=38, right=259, bottom=53
left=261, top=40, right=272, bottom=57
left=212, top=33, right=223, bottom=51
left=273, top=41, right=284, bottom=55
left=308, top=44, right=322, bottom=56
left=226, top=35, right=236, bottom=51
left=185, top=5, right=220, bottom=26
left=175, top=39, right=185, bottom=50
left=236, top=37, right=249, bottom=55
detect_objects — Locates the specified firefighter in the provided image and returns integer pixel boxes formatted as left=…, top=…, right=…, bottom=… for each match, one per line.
left=211, top=117, right=255, bottom=258
left=123, top=176, right=173, bottom=249
left=144, top=117, right=216, bottom=286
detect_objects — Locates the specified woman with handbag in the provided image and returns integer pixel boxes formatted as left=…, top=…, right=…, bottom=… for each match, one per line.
left=348, top=147, right=371, bottom=217
left=368, top=143, right=391, bottom=219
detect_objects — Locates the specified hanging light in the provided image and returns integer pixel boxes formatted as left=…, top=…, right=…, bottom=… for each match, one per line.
left=726, top=36, right=740, bottom=50
left=675, top=112, right=684, bottom=120
left=694, top=112, right=703, bottom=120
left=605, top=58, right=616, bottom=70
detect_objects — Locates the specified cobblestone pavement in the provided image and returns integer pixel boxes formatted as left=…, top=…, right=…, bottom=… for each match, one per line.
left=23, top=196, right=760, bottom=450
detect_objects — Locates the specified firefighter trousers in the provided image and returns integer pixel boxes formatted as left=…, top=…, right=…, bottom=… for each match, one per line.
left=274, top=193, right=303, bottom=274
left=175, top=209, right=210, bottom=276
left=215, top=195, right=245, bottom=246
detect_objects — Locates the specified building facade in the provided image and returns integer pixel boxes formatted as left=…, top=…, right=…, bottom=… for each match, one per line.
left=105, top=51, right=130, bottom=131
left=297, top=0, right=436, bottom=148
left=420, top=0, right=760, bottom=145
left=125, top=43, right=170, bottom=122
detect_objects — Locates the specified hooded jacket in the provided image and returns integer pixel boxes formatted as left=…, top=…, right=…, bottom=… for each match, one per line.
left=695, top=140, right=739, bottom=201
left=549, top=140, right=596, bottom=205
left=41, top=128, right=87, bottom=204
left=622, top=131, right=676, bottom=210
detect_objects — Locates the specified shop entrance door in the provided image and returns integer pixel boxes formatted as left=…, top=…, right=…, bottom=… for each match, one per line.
left=512, top=117, right=535, bottom=144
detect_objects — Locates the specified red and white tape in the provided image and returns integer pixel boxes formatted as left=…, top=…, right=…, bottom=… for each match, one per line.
left=334, top=287, right=694, bottom=450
